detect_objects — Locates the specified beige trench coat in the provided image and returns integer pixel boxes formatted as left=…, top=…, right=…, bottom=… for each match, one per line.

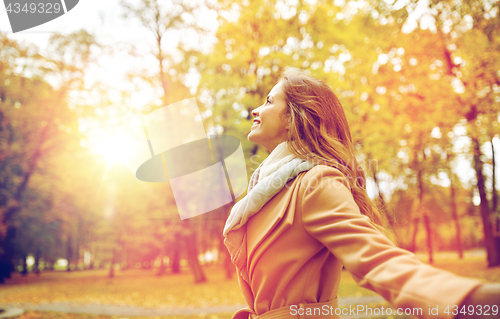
left=230, top=165, right=485, bottom=319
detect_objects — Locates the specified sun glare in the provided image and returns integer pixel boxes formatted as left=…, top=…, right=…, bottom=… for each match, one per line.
left=91, top=131, right=133, bottom=166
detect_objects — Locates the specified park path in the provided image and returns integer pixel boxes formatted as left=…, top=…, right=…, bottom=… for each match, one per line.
left=0, top=296, right=407, bottom=318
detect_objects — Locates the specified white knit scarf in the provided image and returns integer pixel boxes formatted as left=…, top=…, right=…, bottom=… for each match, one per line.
left=223, top=141, right=315, bottom=235
left=258, top=141, right=297, bottom=183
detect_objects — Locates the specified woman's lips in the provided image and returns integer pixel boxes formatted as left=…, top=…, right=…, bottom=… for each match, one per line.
left=252, top=120, right=261, bottom=128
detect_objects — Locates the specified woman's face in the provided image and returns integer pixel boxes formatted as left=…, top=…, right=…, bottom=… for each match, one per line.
left=248, top=81, right=289, bottom=152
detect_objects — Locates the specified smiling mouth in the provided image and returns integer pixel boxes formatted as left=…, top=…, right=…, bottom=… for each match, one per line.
left=253, top=120, right=261, bottom=125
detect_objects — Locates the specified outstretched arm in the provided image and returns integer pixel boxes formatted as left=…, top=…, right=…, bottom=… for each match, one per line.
left=299, top=166, right=489, bottom=319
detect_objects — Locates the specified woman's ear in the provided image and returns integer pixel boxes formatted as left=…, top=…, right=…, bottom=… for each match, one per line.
left=281, top=111, right=292, bottom=130
left=280, top=111, right=291, bottom=130
left=285, top=115, right=291, bottom=130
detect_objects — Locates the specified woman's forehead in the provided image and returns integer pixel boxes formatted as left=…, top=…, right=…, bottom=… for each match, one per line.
left=269, top=81, right=285, bottom=99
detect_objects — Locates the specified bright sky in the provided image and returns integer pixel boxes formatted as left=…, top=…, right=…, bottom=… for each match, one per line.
left=1, top=0, right=219, bottom=156
left=1, top=0, right=218, bottom=97
left=0, top=0, right=218, bottom=47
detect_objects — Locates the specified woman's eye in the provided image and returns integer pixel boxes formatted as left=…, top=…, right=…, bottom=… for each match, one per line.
left=265, top=98, right=271, bottom=105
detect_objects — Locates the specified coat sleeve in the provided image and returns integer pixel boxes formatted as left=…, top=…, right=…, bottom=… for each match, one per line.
left=299, top=166, right=485, bottom=319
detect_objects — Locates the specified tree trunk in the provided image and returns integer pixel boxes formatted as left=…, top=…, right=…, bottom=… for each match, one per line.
left=410, top=216, right=419, bottom=253
left=34, top=248, right=41, bottom=275
left=423, top=209, right=433, bottom=264
left=491, top=137, right=500, bottom=244
left=109, top=248, right=116, bottom=278
left=0, top=254, right=10, bottom=283
left=219, top=206, right=234, bottom=279
left=450, top=180, right=463, bottom=259
left=21, top=255, right=28, bottom=276
left=66, top=233, right=72, bottom=272
left=491, top=137, right=498, bottom=213
left=1, top=227, right=16, bottom=280
left=171, top=233, right=181, bottom=274
left=412, top=147, right=434, bottom=262
left=471, top=134, right=500, bottom=266
left=0, top=122, right=51, bottom=282
left=372, top=167, right=391, bottom=227
left=417, top=151, right=433, bottom=263
left=184, top=223, right=206, bottom=283
left=155, top=26, right=168, bottom=107
left=157, top=252, right=166, bottom=277
left=410, top=134, right=424, bottom=254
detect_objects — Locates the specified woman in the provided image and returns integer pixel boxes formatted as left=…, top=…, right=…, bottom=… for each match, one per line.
left=223, top=68, right=500, bottom=319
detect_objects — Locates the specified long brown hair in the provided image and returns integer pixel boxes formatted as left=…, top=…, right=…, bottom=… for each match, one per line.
left=279, top=68, right=394, bottom=240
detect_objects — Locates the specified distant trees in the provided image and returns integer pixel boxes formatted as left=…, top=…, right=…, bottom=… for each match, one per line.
left=0, top=31, right=87, bottom=281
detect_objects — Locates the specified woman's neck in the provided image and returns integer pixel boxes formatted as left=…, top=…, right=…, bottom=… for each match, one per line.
left=258, top=141, right=296, bottom=182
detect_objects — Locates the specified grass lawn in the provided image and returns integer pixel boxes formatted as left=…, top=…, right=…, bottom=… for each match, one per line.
left=0, top=266, right=244, bottom=308
left=0, top=250, right=498, bottom=318
left=421, top=255, right=500, bottom=282
left=0, top=265, right=383, bottom=307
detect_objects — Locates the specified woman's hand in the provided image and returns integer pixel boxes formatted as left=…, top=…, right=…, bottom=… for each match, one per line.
left=455, top=283, right=500, bottom=319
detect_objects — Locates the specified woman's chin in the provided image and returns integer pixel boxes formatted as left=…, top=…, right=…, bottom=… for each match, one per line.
left=247, top=131, right=260, bottom=144
left=247, top=131, right=255, bottom=140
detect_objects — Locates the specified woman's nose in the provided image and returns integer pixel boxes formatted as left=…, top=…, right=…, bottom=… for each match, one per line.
left=252, top=108, right=259, bottom=118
